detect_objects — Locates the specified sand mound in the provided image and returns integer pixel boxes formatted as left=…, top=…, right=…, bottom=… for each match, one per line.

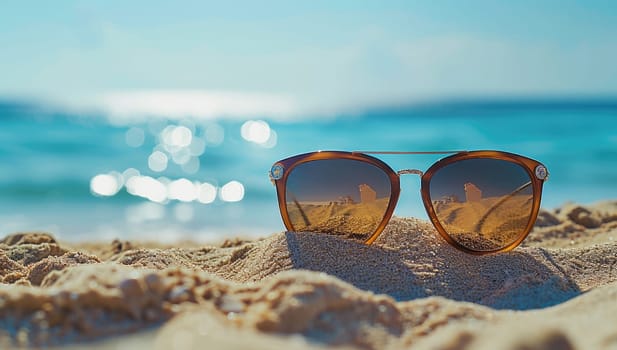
left=0, top=201, right=616, bottom=349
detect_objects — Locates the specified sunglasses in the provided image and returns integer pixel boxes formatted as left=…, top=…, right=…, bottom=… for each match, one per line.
left=269, top=150, right=549, bottom=254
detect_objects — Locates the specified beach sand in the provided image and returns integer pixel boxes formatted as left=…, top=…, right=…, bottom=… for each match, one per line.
left=1, top=201, right=616, bottom=349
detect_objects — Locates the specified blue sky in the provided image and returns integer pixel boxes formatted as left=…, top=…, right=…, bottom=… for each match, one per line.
left=1, top=1, right=616, bottom=116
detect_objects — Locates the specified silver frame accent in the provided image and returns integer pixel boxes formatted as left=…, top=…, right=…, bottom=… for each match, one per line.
left=354, top=151, right=464, bottom=155
left=270, top=164, right=284, bottom=181
left=535, top=165, right=548, bottom=180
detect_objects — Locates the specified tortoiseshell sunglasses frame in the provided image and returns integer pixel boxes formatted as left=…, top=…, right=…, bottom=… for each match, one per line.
left=270, top=150, right=548, bottom=255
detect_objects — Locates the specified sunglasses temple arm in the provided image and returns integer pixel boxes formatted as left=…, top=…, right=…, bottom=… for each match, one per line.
left=473, top=181, right=533, bottom=233
left=290, top=194, right=312, bottom=228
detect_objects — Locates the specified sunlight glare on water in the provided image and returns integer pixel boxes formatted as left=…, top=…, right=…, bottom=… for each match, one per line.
left=90, top=174, right=121, bottom=197
left=170, top=126, right=193, bottom=147
left=219, top=181, right=245, bottom=202
left=148, top=151, right=169, bottom=172
left=241, top=120, right=271, bottom=144
left=197, top=183, right=217, bottom=204
left=167, top=179, right=198, bottom=202
left=125, top=176, right=168, bottom=203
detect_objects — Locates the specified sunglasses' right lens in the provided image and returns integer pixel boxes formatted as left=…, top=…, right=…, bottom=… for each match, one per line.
left=284, top=158, right=392, bottom=241
left=429, top=158, right=534, bottom=252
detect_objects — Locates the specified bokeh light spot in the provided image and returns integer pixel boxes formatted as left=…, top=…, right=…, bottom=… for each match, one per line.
left=204, top=123, right=225, bottom=145
left=262, top=130, right=278, bottom=148
left=122, top=168, right=140, bottom=182
left=125, top=127, right=145, bottom=148
left=197, top=183, right=217, bottom=204
left=219, top=181, right=244, bottom=202
left=125, top=176, right=167, bottom=203
left=90, top=174, right=120, bottom=196
left=181, top=157, right=200, bottom=174
left=168, top=179, right=198, bottom=202
left=189, top=137, right=206, bottom=156
left=241, top=120, right=271, bottom=144
left=171, top=148, right=191, bottom=165
left=148, top=151, right=168, bottom=172
left=171, top=126, right=193, bottom=147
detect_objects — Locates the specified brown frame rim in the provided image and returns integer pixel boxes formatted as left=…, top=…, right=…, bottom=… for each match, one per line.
left=271, top=151, right=401, bottom=245
left=420, top=150, right=546, bottom=255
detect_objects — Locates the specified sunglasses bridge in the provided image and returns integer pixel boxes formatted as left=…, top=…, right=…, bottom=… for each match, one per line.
left=397, top=169, right=424, bottom=177
left=359, top=151, right=463, bottom=179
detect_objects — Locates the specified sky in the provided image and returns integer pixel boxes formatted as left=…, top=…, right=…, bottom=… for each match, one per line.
left=1, top=0, right=616, bottom=117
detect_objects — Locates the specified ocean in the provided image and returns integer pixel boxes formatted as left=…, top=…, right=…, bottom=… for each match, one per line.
left=1, top=100, right=616, bottom=242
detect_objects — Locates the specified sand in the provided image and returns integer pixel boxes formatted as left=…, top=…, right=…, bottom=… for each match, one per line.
left=1, top=201, right=616, bottom=349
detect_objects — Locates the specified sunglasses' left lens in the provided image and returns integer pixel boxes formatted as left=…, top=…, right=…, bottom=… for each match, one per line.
left=284, top=158, right=392, bottom=241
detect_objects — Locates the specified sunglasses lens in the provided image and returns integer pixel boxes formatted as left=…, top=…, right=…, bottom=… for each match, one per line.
left=284, top=159, right=392, bottom=241
left=429, top=158, right=534, bottom=251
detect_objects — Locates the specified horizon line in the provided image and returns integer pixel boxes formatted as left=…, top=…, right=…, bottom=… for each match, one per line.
left=1, top=94, right=616, bottom=120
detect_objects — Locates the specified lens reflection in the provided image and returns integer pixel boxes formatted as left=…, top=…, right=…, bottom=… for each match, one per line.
left=429, top=158, right=534, bottom=251
left=285, top=159, right=392, bottom=241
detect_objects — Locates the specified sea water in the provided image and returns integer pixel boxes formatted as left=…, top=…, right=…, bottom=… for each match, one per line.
left=0, top=100, right=616, bottom=241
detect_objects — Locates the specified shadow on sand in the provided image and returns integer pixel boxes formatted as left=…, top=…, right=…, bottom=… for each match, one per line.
left=284, top=222, right=581, bottom=311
